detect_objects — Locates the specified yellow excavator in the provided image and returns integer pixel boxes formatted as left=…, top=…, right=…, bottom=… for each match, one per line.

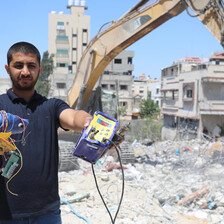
left=59, top=0, right=224, bottom=171
left=67, top=0, right=224, bottom=110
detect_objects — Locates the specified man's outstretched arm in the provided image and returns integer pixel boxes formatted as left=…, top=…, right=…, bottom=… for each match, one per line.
left=59, top=109, right=92, bottom=132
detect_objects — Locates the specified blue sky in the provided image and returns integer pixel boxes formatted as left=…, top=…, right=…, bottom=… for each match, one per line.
left=0, top=0, right=223, bottom=79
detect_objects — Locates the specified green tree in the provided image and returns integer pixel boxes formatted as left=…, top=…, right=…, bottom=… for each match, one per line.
left=139, top=92, right=160, bottom=119
left=35, top=51, right=54, bottom=97
left=118, top=106, right=127, bottom=117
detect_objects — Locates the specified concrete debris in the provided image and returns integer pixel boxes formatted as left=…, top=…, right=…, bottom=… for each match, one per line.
left=60, top=193, right=90, bottom=204
left=59, top=139, right=224, bottom=224
left=178, top=185, right=211, bottom=206
left=106, top=163, right=127, bottom=172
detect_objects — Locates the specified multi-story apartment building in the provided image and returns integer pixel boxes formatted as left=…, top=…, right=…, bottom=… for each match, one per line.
left=161, top=53, right=224, bottom=140
left=48, top=0, right=90, bottom=100
left=132, top=75, right=160, bottom=99
left=132, top=76, right=149, bottom=99
left=132, top=75, right=160, bottom=118
left=100, top=51, right=135, bottom=120
left=151, top=80, right=162, bottom=107
left=48, top=1, right=135, bottom=121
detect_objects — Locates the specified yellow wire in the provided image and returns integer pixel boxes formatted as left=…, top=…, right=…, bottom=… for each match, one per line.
left=0, top=112, right=24, bottom=196
left=6, top=140, right=23, bottom=197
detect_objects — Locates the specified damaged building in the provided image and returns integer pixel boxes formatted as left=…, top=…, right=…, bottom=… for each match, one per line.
left=161, top=52, right=224, bottom=141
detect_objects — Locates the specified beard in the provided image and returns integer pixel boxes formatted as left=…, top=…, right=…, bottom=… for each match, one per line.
left=9, top=73, right=39, bottom=91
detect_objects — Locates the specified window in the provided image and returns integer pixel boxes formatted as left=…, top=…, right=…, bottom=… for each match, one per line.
left=110, top=84, right=115, bottom=90
left=183, top=83, right=194, bottom=100
left=156, top=88, right=159, bottom=94
left=56, top=63, right=68, bottom=67
left=56, top=83, right=66, bottom=89
left=186, top=89, right=192, bottom=98
left=83, top=43, right=87, bottom=46
left=104, top=70, right=109, bottom=74
left=57, top=22, right=65, bottom=30
left=114, top=59, right=122, bottom=64
left=57, top=22, right=64, bottom=26
left=139, top=90, right=144, bottom=94
left=172, top=91, right=175, bottom=100
left=72, top=61, right=76, bottom=65
left=57, top=30, right=66, bottom=36
left=120, top=85, right=128, bottom=90
left=128, top=57, right=132, bottom=64
left=72, top=48, right=77, bottom=51
left=102, top=84, right=108, bottom=90
left=68, top=65, right=72, bottom=71
left=72, top=34, right=77, bottom=37
left=83, top=29, right=87, bottom=32
left=134, top=96, right=141, bottom=103
left=163, top=92, right=166, bottom=100
left=56, top=36, right=68, bottom=40
left=57, top=49, right=68, bottom=54
left=119, top=102, right=127, bottom=107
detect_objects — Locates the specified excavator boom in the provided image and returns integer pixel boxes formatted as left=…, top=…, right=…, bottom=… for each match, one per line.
left=67, top=0, right=224, bottom=109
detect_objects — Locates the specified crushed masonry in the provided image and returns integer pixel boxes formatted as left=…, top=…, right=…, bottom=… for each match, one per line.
left=59, top=139, right=224, bottom=224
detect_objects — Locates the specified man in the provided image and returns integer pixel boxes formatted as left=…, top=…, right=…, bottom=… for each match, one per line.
left=0, top=42, right=92, bottom=223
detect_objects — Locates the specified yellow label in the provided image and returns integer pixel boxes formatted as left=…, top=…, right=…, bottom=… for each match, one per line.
left=87, top=113, right=116, bottom=142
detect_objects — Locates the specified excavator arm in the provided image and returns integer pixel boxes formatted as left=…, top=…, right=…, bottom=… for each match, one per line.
left=67, top=0, right=224, bottom=109
left=186, top=0, right=224, bottom=46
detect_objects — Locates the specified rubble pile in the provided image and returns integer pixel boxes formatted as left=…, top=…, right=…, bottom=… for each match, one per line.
left=59, top=139, right=224, bottom=224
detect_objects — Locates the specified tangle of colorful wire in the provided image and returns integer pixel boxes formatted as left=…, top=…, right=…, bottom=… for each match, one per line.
left=0, top=110, right=27, bottom=196
left=6, top=146, right=23, bottom=197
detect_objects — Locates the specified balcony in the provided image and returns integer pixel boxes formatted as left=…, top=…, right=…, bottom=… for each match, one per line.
left=200, top=100, right=224, bottom=114
left=163, top=98, right=179, bottom=108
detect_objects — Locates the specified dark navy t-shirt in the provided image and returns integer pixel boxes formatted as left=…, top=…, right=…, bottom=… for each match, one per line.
left=0, top=89, right=70, bottom=220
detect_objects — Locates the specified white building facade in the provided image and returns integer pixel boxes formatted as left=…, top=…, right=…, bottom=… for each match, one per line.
left=100, top=51, right=135, bottom=120
left=161, top=53, right=224, bottom=140
left=48, top=0, right=90, bottom=100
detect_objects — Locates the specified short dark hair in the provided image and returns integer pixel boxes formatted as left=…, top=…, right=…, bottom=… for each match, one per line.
left=7, top=41, right=41, bottom=65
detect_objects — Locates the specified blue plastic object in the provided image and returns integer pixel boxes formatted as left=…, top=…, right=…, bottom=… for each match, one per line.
left=0, top=111, right=29, bottom=134
left=73, top=111, right=119, bottom=164
left=60, top=198, right=90, bottom=224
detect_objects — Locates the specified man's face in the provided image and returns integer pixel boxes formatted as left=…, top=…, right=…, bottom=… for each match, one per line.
left=5, top=52, right=42, bottom=91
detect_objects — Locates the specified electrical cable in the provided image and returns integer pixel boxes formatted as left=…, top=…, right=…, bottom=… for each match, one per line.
left=6, top=147, right=23, bottom=196
left=91, top=139, right=125, bottom=224
left=60, top=198, right=90, bottom=224
left=0, top=111, right=27, bottom=196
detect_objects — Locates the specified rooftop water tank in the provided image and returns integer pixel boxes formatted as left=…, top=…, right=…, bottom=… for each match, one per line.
left=74, top=0, right=79, bottom=6
left=80, top=0, right=86, bottom=7
left=68, top=0, right=73, bottom=7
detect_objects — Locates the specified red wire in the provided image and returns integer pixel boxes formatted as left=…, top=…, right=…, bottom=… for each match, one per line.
left=14, top=115, right=26, bottom=137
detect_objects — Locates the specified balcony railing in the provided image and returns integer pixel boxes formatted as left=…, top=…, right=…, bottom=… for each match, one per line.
left=200, top=100, right=224, bottom=114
